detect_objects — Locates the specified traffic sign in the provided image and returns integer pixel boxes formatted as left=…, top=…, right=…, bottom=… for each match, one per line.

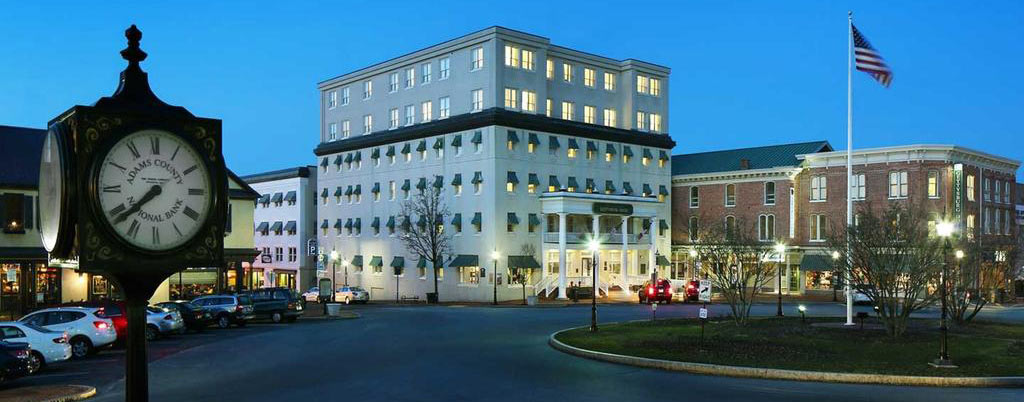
left=699, top=307, right=708, bottom=319
left=698, top=279, right=712, bottom=302
left=307, top=239, right=318, bottom=256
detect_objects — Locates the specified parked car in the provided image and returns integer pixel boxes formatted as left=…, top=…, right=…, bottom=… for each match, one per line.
left=680, top=280, right=700, bottom=302
left=0, top=341, right=31, bottom=382
left=65, top=300, right=127, bottom=342
left=145, top=307, right=184, bottom=341
left=156, top=301, right=212, bottom=332
left=848, top=285, right=875, bottom=305
left=638, top=279, right=674, bottom=304
left=17, top=307, right=116, bottom=359
left=0, top=322, right=70, bottom=374
left=247, top=288, right=302, bottom=323
left=334, top=286, right=369, bottom=304
left=191, top=295, right=255, bottom=328
left=301, top=287, right=322, bottom=303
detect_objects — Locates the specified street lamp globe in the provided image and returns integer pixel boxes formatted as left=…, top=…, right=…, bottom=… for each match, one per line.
left=774, top=243, right=786, bottom=254
left=955, top=250, right=964, bottom=260
left=329, top=250, right=338, bottom=262
left=936, top=221, right=955, bottom=238
left=491, top=250, right=500, bottom=260
left=587, top=239, right=600, bottom=253
left=688, top=249, right=697, bottom=258
left=798, top=304, right=807, bottom=313
left=831, top=251, right=840, bottom=260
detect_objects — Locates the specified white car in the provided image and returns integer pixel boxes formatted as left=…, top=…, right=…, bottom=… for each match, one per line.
left=0, top=322, right=71, bottom=374
left=846, top=287, right=874, bottom=305
left=301, top=287, right=322, bottom=302
left=146, top=307, right=184, bottom=341
left=334, top=286, right=370, bottom=304
left=18, top=307, right=116, bottom=359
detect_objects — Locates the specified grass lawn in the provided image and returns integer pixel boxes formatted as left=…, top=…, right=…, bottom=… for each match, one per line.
left=555, top=317, right=1024, bottom=377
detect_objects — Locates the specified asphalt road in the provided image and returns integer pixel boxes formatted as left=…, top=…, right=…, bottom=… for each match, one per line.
left=8, top=301, right=1024, bottom=401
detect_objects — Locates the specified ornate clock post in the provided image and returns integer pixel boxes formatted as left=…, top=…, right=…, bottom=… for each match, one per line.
left=42, top=26, right=227, bottom=401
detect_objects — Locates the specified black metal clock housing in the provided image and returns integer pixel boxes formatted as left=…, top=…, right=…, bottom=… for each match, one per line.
left=38, top=122, right=77, bottom=259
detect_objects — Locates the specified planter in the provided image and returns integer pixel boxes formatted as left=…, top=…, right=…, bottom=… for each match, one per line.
left=526, top=296, right=538, bottom=306
left=326, top=303, right=342, bottom=316
left=426, top=292, right=438, bottom=304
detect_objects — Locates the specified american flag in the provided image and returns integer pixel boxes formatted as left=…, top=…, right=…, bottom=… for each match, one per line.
left=852, top=24, right=893, bottom=88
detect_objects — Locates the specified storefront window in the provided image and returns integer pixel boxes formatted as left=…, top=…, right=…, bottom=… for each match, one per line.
left=170, top=268, right=218, bottom=299
left=459, top=266, right=480, bottom=284
left=34, top=265, right=60, bottom=305
left=804, top=271, right=834, bottom=291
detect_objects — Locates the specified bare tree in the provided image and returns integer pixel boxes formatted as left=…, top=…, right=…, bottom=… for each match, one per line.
left=828, top=202, right=944, bottom=338
left=946, top=240, right=1019, bottom=325
left=509, top=243, right=537, bottom=305
left=691, top=216, right=777, bottom=326
left=398, top=186, right=452, bottom=303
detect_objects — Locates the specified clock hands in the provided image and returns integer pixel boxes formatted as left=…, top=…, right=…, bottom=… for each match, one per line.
left=112, top=184, right=162, bottom=224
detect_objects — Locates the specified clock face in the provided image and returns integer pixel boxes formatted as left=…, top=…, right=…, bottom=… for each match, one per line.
left=95, top=129, right=212, bottom=251
left=38, top=128, right=65, bottom=253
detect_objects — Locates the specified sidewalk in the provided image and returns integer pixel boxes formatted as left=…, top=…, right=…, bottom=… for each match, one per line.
left=0, top=385, right=95, bottom=402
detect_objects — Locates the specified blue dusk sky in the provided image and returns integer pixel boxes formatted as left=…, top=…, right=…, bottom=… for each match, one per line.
left=1, top=1, right=1021, bottom=176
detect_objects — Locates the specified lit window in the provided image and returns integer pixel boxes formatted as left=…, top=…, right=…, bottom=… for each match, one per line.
left=328, top=122, right=337, bottom=141
left=521, top=49, right=534, bottom=70
left=405, top=68, right=415, bottom=88
left=362, top=114, right=372, bottom=134
left=421, top=101, right=433, bottom=122
left=389, top=72, right=398, bottom=92
left=439, top=57, right=450, bottom=79
left=439, top=97, right=450, bottom=119
left=471, top=47, right=484, bottom=70
left=521, top=90, right=536, bottom=112
left=546, top=59, right=554, bottom=79
left=583, top=106, right=596, bottom=124
left=888, top=171, right=908, bottom=199
left=389, top=181, right=396, bottom=200
left=650, top=78, right=661, bottom=96
left=404, top=105, right=415, bottom=126
left=810, top=214, right=826, bottom=241
left=584, top=68, right=596, bottom=87
left=561, top=101, right=574, bottom=120
left=604, top=72, right=616, bottom=91
left=506, top=171, right=517, bottom=193
left=562, top=63, right=572, bottom=82
left=603, top=109, right=617, bottom=127
left=851, top=173, right=866, bottom=200
left=650, top=114, right=662, bottom=133
left=758, top=214, right=775, bottom=241
left=363, top=80, right=372, bottom=99
left=636, top=75, right=649, bottom=94
left=471, top=89, right=484, bottom=112
left=725, top=184, right=736, bottom=206
left=966, top=174, right=975, bottom=201
left=504, top=88, right=518, bottom=109
left=389, top=109, right=399, bottom=129
left=927, top=170, right=941, bottom=198
left=636, top=111, right=646, bottom=131
left=504, top=45, right=520, bottom=68
left=545, top=98, right=552, bottom=117
left=811, top=176, right=827, bottom=201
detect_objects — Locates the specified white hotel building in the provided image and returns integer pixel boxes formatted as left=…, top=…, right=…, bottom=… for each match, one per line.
left=315, top=27, right=675, bottom=302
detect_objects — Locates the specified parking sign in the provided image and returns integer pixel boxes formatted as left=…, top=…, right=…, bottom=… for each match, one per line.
left=698, top=280, right=711, bottom=302
left=699, top=307, right=708, bottom=319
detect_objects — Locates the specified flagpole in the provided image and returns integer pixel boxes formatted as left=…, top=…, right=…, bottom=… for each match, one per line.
left=845, top=11, right=855, bottom=326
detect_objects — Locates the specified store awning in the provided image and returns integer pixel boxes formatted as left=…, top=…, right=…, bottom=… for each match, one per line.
left=433, top=175, right=444, bottom=188
left=391, top=257, right=405, bottom=268
left=270, top=221, right=283, bottom=232
left=507, top=171, right=519, bottom=184
left=605, top=144, right=616, bottom=155
left=416, top=140, right=427, bottom=152
left=567, top=138, right=579, bottom=150
left=800, top=254, right=834, bottom=272
left=369, top=256, right=383, bottom=267
left=271, top=193, right=283, bottom=203
left=255, top=222, right=269, bottom=232
left=528, top=133, right=539, bottom=146
left=507, top=130, right=519, bottom=144
left=507, top=212, right=519, bottom=225
left=472, top=172, right=483, bottom=184
left=549, top=136, right=560, bottom=150
left=284, top=191, right=296, bottom=202
left=471, top=130, right=482, bottom=144
left=508, top=255, right=542, bottom=269
left=471, top=212, right=482, bottom=225
left=528, top=214, right=541, bottom=226
left=284, top=221, right=296, bottom=232
left=451, top=134, right=462, bottom=147
left=451, top=174, right=462, bottom=186
left=449, top=254, right=480, bottom=267
left=350, top=255, right=363, bottom=267
left=656, top=255, right=671, bottom=266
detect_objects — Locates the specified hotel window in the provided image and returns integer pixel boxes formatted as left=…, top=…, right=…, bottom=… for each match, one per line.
left=421, top=101, right=433, bottom=122
left=521, top=49, right=534, bottom=70
left=984, top=207, right=992, bottom=234
left=341, top=87, right=349, bottom=105
left=372, top=183, right=381, bottom=202
left=650, top=113, right=662, bottom=133
left=473, top=88, right=485, bottom=110
left=545, top=98, right=552, bottom=117
left=389, top=181, right=396, bottom=200
left=561, top=101, right=574, bottom=120
left=275, top=247, right=283, bottom=262
left=439, top=57, right=450, bottom=79
left=389, top=72, right=399, bottom=92
left=453, top=174, right=463, bottom=196
left=363, top=80, right=372, bottom=99
left=603, top=109, right=617, bottom=127
left=1004, top=209, right=1011, bottom=234
left=404, top=105, right=415, bottom=126
left=966, top=174, right=975, bottom=201
left=562, top=63, right=572, bottom=82
left=725, top=184, right=736, bottom=206
left=758, top=214, right=775, bottom=242
left=650, top=78, right=661, bottom=96
left=810, top=214, right=826, bottom=242
left=546, top=59, right=554, bottom=79
left=403, top=180, right=410, bottom=199
left=521, top=90, right=536, bottom=112
left=504, top=45, right=520, bottom=68
left=889, top=171, right=908, bottom=199
left=851, top=173, right=866, bottom=200
left=604, top=72, right=616, bottom=91
left=928, top=170, right=941, bottom=199
left=636, top=111, right=647, bottom=131
left=688, top=217, right=698, bottom=241
left=641, top=151, right=650, bottom=166
left=507, top=131, right=518, bottom=151
left=439, top=96, right=450, bottom=119
left=583, top=105, right=596, bottom=124
left=341, top=120, right=350, bottom=138
left=689, top=187, right=699, bottom=208
left=389, top=108, right=399, bottom=129
left=811, top=175, right=827, bottom=201
left=506, top=171, right=518, bottom=193
left=504, top=88, right=518, bottom=109
left=421, top=63, right=431, bottom=84
left=967, top=214, right=975, bottom=238
left=983, top=178, right=991, bottom=202
left=288, top=248, right=297, bottom=262
left=471, top=47, right=484, bottom=70
left=527, top=174, right=537, bottom=194
left=764, top=182, right=776, bottom=205
left=328, top=122, right=337, bottom=141
left=362, top=114, right=372, bottom=134
left=636, top=75, right=649, bottom=94
left=327, top=91, right=337, bottom=109
left=473, top=171, right=483, bottom=194
left=405, top=68, right=415, bottom=88
left=584, top=68, right=596, bottom=87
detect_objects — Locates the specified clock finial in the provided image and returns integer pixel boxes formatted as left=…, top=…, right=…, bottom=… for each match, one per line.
left=94, top=24, right=193, bottom=117
left=120, top=24, right=147, bottom=66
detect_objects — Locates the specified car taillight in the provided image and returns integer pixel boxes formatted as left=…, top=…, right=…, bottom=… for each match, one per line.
left=666, top=287, right=673, bottom=293
left=164, top=314, right=173, bottom=320
left=235, top=305, right=243, bottom=312
left=647, top=287, right=655, bottom=295
left=94, top=321, right=109, bottom=330
left=687, top=284, right=695, bottom=289
left=53, top=336, right=67, bottom=344
left=8, top=349, right=28, bottom=359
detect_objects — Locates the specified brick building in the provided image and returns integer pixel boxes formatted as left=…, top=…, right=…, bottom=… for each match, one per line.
left=670, top=141, right=1020, bottom=296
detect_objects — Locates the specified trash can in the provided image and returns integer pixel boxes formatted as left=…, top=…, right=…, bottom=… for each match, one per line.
left=426, top=292, right=438, bottom=304
left=326, top=303, right=342, bottom=316
left=526, top=296, right=538, bottom=306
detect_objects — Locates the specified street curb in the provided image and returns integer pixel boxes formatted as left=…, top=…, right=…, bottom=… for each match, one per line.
left=300, top=311, right=361, bottom=320
left=548, top=326, right=1024, bottom=388
left=0, top=384, right=96, bottom=402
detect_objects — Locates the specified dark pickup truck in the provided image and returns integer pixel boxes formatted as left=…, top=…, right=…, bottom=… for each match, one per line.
left=246, top=288, right=302, bottom=323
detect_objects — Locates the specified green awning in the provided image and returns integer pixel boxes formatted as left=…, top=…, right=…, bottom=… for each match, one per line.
left=585, top=178, right=596, bottom=192
left=507, top=130, right=519, bottom=144
left=507, top=212, right=519, bottom=225
left=433, top=175, right=444, bottom=188
left=284, top=221, right=296, bottom=232
left=587, top=141, right=597, bottom=152
left=284, top=191, right=296, bottom=202
left=320, top=157, right=328, bottom=167
left=333, top=219, right=343, bottom=229
left=259, top=194, right=270, bottom=204
left=623, top=146, right=634, bottom=157
left=334, top=187, right=343, bottom=197
left=386, top=216, right=396, bottom=229
left=433, top=138, right=444, bottom=149
left=471, top=172, right=483, bottom=184
left=320, top=220, right=328, bottom=229
left=372, top=183, right=380, bottom=194
left=391, top=257, right=405, bottom=268
left=451, top=174, right=462, bottom=186
left=507, top=171, right=519, bottom=184
left=416, top=140, right=427, bottom=152
left=271, top=193, right=283, bottom=203
left=353, top=185, right=361, bottom=195
left=344, top=153, right=353, bottom=163
left=643, top=149, right=653, bottom=160
left=334, top=155, right=343, bottom=166
left=659, top=150, right=669, bottom=161
left=255, top=222, right=269, bottom=232
left=548, top=175, right=560, bottom=189
left=528, top=214, right=541, bottom=226
left=528, top=173, right=539, bottom=186
left=605, top=144, right=616, bottom=155
left=656, top=255, right=671, bottom=266
left=622, top=182, right=634, bottom=194
left=350, top=255, right=363, bottom=267
left=371, top=217, right=380, bottom=229
left=659, top=185, right=669, bottom=196
left=471, top=130, right=483, bottom=144
left=528, top=133, right=539, bottom=145
left=270, top=221, right=283, bottom=232
left=451, top=134, right=462, bottom=147
left=401, top=143, right=411, bottom=154
left=567, top=177, right=579, bottom=190
left=417, top=178, right=427, bottom=190
left=605, top=180, right=616, bottom=193
left=508, top=255, right=541, bottom=269
left=417, top=258, right=427, bottom=268
left=567, top=138, right=579, bottom=150
left=471, top=212, right=482, bottom=225
left=643, top=184, right=653, bottom=196
left=344, top=186, right=353, bottom=196
left=549, top=136, right=560, bottom=150
left=369, top=256, right=383, bottom=267
left=386, top=146, right=396, bottom=157
left=353, top=218, right=361, bottom=229
left=401, top=180, right=411, bottom=191
left=371, top=148, right=380, bottom=159
left=660, top=220, right=669, bottom=230
left=451, top=213, right=462, bottom=225
left=449, top=254, right=480, bottom=267
left=321, top=188, right=329, bottom=198
left=344, top=219, right=353, bottom=229
left=353, top=152, right=362, bottom=162
left=800, top=254, right=835, bottom=272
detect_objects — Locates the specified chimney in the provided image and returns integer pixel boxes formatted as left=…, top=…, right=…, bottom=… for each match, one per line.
left=739, top=159, right=750, bottom=169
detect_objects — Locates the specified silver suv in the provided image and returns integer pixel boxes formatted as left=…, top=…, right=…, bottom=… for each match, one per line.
left=191, top=295, right=255, bottom=328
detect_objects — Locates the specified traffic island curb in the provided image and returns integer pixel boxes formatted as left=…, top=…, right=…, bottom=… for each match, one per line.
left=301, top=311, right=361, bottom=320
left=0, top=384, right=96, bottom=402
left=548, top=326, right=1024, bottom=388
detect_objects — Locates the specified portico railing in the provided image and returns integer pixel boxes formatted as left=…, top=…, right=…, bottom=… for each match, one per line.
left=542, top=232, right=650, bottom=244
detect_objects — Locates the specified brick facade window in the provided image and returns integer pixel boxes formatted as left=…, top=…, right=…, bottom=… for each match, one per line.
left=927, top=170, right=941, bottom=199
left=725, top=184, right=736, bottom=206
left=689, top=187, right=699, bottom=208
left=851, top=173, right=866, bottom=200
left=966, top=174, right=976, bottom=201
left=758, top=214, right=775, bottom=242
left=724, top=216, right=736, bottom=240
left=810, top=214, right=826, bottom=242
left=810, top=175, right=826, bottom=201
left=688, top=217, right=698, bottom=241
left=888, top=171, right=908, bottom=199
left=764, top=182, right=776, bottom=205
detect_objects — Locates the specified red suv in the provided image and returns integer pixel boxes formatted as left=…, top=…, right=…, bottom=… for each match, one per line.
left=638, top=279, right=673, bottom=304
left=682, top=280, right=700, bottom=302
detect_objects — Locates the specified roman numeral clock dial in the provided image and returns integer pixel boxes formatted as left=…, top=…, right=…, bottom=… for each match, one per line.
left=95, top=129, right=212, bottom=251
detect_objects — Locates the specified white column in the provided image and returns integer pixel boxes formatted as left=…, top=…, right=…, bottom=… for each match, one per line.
left=621, top=216, right=629, bottom=290
left=648, top=217, right=657, bottom=282
left=592, top=214, right=600, bottom=291
left=557, top=212, right=568, bottom=299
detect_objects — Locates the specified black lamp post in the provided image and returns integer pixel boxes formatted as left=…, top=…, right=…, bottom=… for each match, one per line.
left=932, top=222, right=955, bottom=368
left=831, top=251, right=840, bottom=302
left=491, top=250, right=500, bottom=305
left=775, top=243, right=786, bottom=317
left=330, top=250, right=338, bottom=303
left=588, top=239, right=600, bottom=332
